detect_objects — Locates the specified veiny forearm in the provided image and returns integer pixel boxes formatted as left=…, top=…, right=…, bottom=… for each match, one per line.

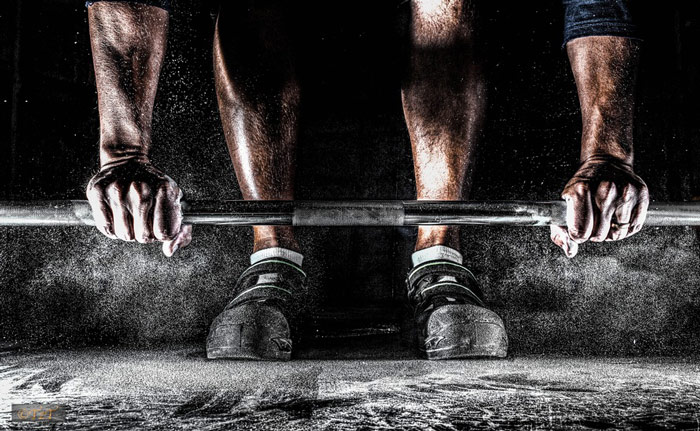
left=567, top=36, right=640, bottom=166
left=88, top=2, right=168, bottom=166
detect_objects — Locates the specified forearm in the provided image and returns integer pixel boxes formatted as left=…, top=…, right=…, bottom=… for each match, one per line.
left=88, top=2, right=169, bottom=166
left=567, top=36, right=640, bottom=166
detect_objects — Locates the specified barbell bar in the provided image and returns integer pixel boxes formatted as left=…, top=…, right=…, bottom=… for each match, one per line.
left=0, top=200, right=699, bottom=227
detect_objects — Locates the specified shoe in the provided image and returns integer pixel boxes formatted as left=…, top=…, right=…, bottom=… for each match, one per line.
left=406, top=259, right=508, bottom=359
left=206, top=258, right=306, bottom=360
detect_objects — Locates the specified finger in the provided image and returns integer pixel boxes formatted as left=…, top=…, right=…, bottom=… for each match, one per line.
left=86, top=184, right=117, bottom=239
left=106, top=184, right=134, bottom=242
left=550, top=225, right=579, bottom=258
left=153, top=182, right=182, bottom=241
left=128, top=183, right=155, bottom=244
left=563, top=183, right=594, bottom=243
left=628, top=188, right=649, bottom=237
left=609, top=185, right=637, bottom=241
left=590, top=182, right=618, bottom=242
left=162, top=224, right=193, bottom=257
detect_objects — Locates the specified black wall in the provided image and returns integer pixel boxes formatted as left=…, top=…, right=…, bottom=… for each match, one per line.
left=1, top=1, right=700, bottom=356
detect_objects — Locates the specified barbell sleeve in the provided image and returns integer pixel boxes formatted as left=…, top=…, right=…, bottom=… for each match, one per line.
left=0, top=200, right=699, bottom=227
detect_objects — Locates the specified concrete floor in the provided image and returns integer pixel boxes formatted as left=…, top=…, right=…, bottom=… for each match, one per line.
left=1, top=348, right=700, bottom=430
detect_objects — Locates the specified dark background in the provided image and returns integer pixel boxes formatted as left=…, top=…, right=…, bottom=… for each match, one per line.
left=1, top=0, right=700, bottom=356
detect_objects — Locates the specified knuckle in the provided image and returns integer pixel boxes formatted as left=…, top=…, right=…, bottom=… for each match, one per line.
left=154, top=222, right=175, bottom=239
left=129, top=182, right=152, bottom=200
left=124, top=229, right=135, bottom=241
left=139, top=222, right=153, bottom=236
left=597, top=181, right=614, bottom=196
left=86, top=184, right=105, bottom=201
left=568, top=223, right=591, bottom=241
left=571, top=182, right=589, bottom=198
left=135, top=233, right=153, bottom=244
left=105, top=183, right=123, bottom=200
left=620, top=184, right=637, bottom=202
left=164, top=224, right=178, bottom=238
left=589, top=233, right=606, bottom=242
left=157, top=181, right=180, bottom=199
left=156, top=217, right=180, bottom=239
left=87, top=172, right=106, bottom=190
left=568, top=228, right=584, bottom=240
left=153, top=228, right=164, bottom=240
left=100, top=231, right=116, bottom=240
left=97, top=222, right=111, bottom=233
left=638, top=186, right=650, bottom=202
left=156, top=230, right=174, bottom=241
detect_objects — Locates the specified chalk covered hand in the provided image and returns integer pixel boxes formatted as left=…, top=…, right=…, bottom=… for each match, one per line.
left=550, top=156, right=649, bottom=258
left=86, top=158, right=192, bottom=256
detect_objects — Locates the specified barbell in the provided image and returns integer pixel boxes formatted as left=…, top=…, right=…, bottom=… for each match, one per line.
left=0, top=200, right=699, bottom=227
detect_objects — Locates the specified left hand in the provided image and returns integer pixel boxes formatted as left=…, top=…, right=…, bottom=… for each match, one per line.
left=550, top=156, right=649, bottom=258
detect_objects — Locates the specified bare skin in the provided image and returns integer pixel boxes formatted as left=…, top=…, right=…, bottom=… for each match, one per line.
left=550, top=36, right=649, bottom=257
left=86, top=3, right=191, bottom=256
left=402, top=0, right=486, bottom=251
left=85, top=4, right=647, bottom=261
left=213, top=1, right=300, bottom=253
left=213, top=0, right=481, bottom=254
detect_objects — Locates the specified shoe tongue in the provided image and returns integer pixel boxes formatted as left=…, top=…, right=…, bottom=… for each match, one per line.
left=437, top=276, right=458, bottom=283
left=257, top=273, right=280, bottom=284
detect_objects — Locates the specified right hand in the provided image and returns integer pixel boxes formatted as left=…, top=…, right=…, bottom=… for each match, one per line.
left=86, top=158, right=192, bottom=256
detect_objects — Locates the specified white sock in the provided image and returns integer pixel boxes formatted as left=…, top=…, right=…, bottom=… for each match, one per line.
left=411, top=245, right=462, bottom=267
left=250, top=247, right=304, bottom=267
left=411, top=246, right=463, bottom=283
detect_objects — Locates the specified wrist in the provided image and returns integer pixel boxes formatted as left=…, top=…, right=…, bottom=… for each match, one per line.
left=99, top=146, right=150, bottom=169
left=581, top=152, right=634, bottom=168
left=98, top=127, right=151, bottom=168
left=580, top=140, right=633, bottom=167
left=579, top=114, right=634, bottom=166
left=579, top=153, right=634, bottom=170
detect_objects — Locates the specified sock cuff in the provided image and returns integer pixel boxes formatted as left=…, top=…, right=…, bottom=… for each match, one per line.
left=250, top=247, right=304, bottom=267
left=411, top=245, right=462, bottom=267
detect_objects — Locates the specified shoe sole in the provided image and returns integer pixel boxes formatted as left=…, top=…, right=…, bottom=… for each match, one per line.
left=420, top=304, right=508, bottom=360
left=207, top=338, right=291, bottom=361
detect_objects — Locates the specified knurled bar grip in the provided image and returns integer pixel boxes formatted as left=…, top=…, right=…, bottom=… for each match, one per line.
left=0, top=200, right=699, bottom=227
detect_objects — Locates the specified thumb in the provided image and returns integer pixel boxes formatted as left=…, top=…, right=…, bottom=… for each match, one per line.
left=550, top=225, right=578, bottom=258
left=163, top=224, right=193, bottom=257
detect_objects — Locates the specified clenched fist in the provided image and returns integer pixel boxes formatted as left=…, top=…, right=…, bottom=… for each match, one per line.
left=86, top=158, right=192, bottom=256
left=550, top=156, right=649, bottom=258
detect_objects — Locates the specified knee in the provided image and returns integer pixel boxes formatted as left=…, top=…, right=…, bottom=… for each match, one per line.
left=410, top=0, right=476, bottom=47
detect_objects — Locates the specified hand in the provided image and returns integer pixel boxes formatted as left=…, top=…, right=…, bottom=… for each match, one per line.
left=86, top=158, right=193, bottom=256
left=550, top=156, right=649, bottom=258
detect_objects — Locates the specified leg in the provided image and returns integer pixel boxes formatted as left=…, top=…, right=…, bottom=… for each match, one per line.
left=208, top=2, right=303, bottom=361
left=401, top=1, right=505, bottom=359
left=401, top=0, right=486, bottom=251
left=213, top=1, right=299, bottom=253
